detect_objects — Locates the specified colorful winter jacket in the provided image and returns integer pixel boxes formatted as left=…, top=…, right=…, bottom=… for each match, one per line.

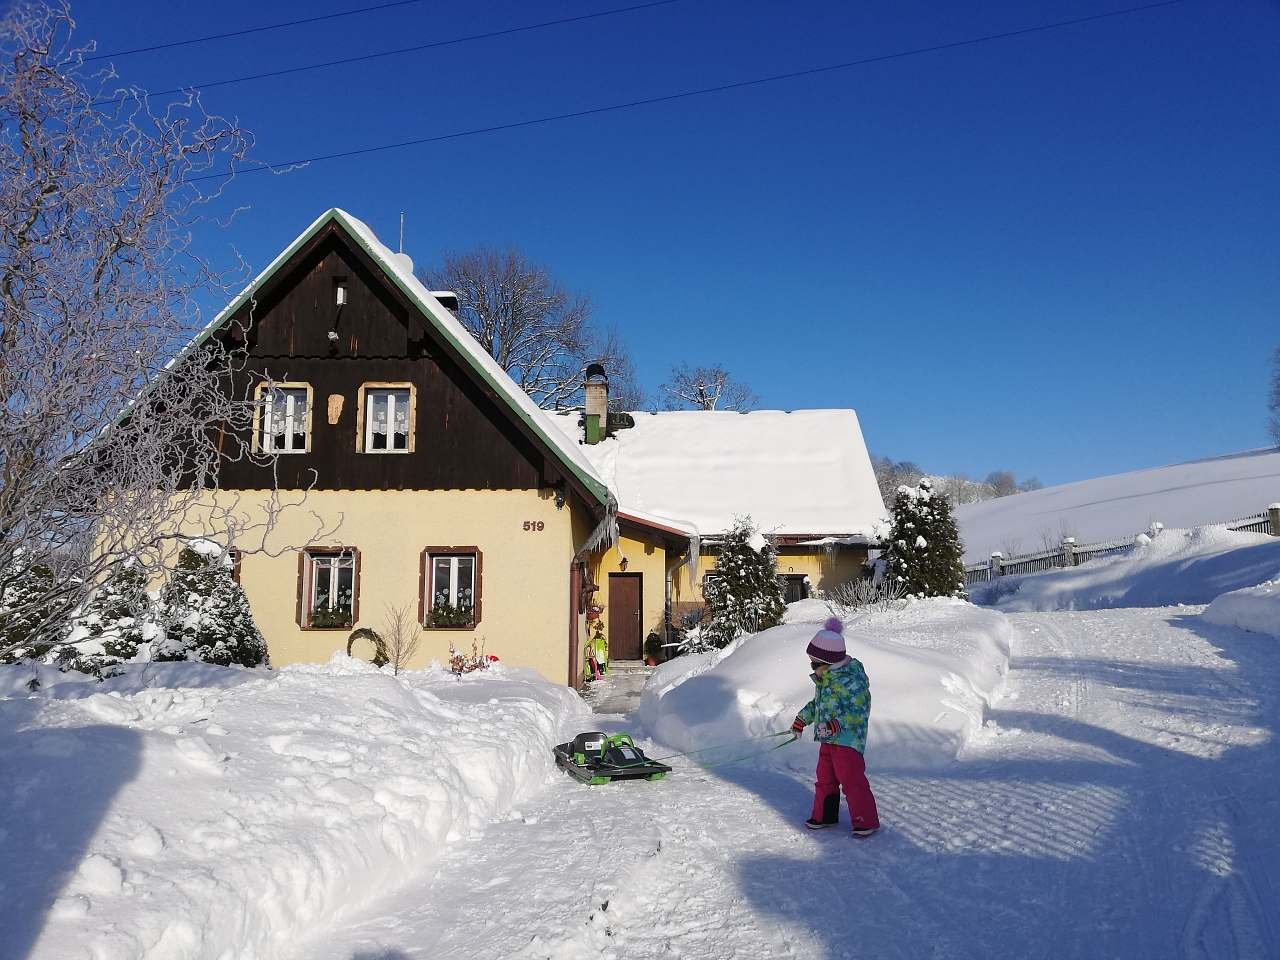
left=797, top=658, right=871, bottom=753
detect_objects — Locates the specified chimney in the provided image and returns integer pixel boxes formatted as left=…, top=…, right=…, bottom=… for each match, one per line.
left=584, top=362, right=608, bottom=444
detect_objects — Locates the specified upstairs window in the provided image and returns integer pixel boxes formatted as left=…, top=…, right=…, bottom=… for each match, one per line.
left=301, top=548, right=358, bottom=629
left=422, top=548, right=481, bottom=628
left=256, top=383, right=312, bottom=453
left=359, top=383, right=415, bottom=453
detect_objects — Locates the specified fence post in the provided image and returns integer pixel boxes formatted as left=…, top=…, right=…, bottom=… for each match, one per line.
left=1060, top=537, right=1076, bottom=568
left=989, top=552, right=1002, bottom=580
left=1269, top=504, right=1280, bottom=537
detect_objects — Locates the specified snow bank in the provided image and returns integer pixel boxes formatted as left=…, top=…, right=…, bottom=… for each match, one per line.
left=1202, top=579, right=1280, bottom=637
left=637, top=598, right=1013, bottom=771
left=955, top=447, right=1280, bottom=563
left=972, top=526, right=1280, bottom=612
left=2, top=655, right=590, bottom=960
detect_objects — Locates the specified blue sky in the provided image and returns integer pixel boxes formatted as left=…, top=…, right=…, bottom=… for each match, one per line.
left=70, top=0, right=1280, bottom=486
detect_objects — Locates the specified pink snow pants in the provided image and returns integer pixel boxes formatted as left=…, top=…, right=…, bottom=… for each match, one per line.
left=811, top=742, right=880, bottom=830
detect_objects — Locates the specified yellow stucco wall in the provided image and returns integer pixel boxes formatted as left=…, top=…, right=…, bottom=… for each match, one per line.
left=187, top=489, right=580, bottom=684
left=670, top=545, right=868, bottom=606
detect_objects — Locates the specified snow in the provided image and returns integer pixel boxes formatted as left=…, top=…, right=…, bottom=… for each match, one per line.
left=549, top=409, right=887, bottom=538
left=971, top=524, right=1280, bottom=612
left=637, top=597, right=1013, bottom=770
left=956, top=447, right=1280, bottom=562
left=1202, top=578, right=1280, bottom=637
left=2, top=655, right=589, bottom=960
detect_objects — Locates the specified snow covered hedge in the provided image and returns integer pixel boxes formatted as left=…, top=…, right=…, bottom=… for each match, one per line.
left=637, top=597, right=1013, bottom=771
left=1201, top=579, right=1280, bottom=638
left=2, top=656, right=589, bottom=960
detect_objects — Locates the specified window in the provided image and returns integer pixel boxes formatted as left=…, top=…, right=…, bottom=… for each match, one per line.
left=255, top=383, right=312, bottom=453
left=421, top=548, right=481, bottom=628
left=301, top=548, right=358, bottom=629
left=358, top=383, right=415, bottom=453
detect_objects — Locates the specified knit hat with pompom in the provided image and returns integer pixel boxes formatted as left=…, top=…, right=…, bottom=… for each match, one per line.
left=806, top=616, right=847, bottom=664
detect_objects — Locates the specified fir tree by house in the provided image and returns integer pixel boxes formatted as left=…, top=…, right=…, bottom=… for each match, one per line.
left=880, top=478, right=966, bottom=598
left=60, top=562, right=155, bottom=678
left=702, top=516, right=786, bottom=648
left=158, top=544, right=268, bottom=667
left=0, top=554, right=62, bottom=662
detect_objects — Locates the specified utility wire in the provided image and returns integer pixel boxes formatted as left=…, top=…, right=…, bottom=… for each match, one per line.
left=93, top=0, right=685, bottom=106
left=194, top=0, right=1186, bottom=184
left=86, top=0, right=430, bottom=61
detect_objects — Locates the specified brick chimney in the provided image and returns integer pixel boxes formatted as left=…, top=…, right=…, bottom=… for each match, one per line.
left=584, top=363, right=608, bottom=444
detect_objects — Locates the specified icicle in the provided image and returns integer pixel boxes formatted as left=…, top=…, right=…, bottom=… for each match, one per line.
left=578, top=495, right=619, bottom=556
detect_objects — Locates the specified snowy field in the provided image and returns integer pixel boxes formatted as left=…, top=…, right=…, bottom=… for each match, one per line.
left=956, top=447, right=1280, bottom=562
left=7, top=535, right=1280, bottom=959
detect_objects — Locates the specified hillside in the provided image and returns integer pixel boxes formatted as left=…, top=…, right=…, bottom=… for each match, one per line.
left=955, top=448, right=1280, bottom=563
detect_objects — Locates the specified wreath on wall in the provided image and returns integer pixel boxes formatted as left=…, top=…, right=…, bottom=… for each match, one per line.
left=346, top=627, right=388, bottom=667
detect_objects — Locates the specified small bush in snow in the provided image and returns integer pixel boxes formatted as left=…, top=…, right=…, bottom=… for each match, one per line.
left=701, top=516, right=786, bottom=649
left=0, top=554, right=63, bottom=662
left=157, top=545, right=267, bottom=667
left=824, top=577, right=907, bottom=620
left=879, top=478, right=966, bottom=599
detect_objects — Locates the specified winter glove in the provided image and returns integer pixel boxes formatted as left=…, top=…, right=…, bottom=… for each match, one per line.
left=790, top=716, right=806, bottom=739
left=816, top=718, right=842, bottom=741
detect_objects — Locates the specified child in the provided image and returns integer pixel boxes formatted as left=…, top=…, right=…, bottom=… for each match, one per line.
left=790, top=616, right=880, bottom=838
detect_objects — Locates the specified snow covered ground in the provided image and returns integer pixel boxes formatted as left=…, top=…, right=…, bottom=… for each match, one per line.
left=8, top=578, right=1280, bottom=959
left=955, top=447, right=1280, bottom=562
left=969, top=525, right=1280, bottom=612
left=1203, top=578, right=1280, bottom=638
left=2, top=656, right=589, bottom=960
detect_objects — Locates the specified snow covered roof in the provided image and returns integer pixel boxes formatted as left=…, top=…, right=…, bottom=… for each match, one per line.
left=549, top=409, right=887, bottom=539
left=956, top=448, right=1280, bottom=563
left=169, top=209, right=612, bottom=508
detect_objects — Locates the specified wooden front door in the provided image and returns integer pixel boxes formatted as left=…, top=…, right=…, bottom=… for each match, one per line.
left=608, top=573, right=643, bottom=660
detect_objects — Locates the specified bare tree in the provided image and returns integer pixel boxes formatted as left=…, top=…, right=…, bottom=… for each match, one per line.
left=419, top=247, right=643, bottom=410
left=1269, top=346, right=1280, bottom=447
left=984, top=471, right=1019, bottom=498
left=660, top=364, right=757, bottom=411
left=0, top=3, right=320, bottom=659
left=381, top=603, right=420, bottom=676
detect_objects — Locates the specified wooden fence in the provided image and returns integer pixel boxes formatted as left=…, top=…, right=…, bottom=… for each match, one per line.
left=963, top=505, right=1280, bottom=587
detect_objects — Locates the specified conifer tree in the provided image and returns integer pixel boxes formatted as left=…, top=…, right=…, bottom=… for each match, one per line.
left=880, top=478, right=966, bottom=598
left=158, top=545, right=267, bottom=667
left=0, top=554, right=61, bottom=661
left=702, top=516, right=786, bottom=648
left=58, top=563, right=155, bottom=678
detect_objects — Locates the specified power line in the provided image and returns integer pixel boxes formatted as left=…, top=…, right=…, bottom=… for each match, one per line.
left=194, top=0, right=1187, bottom=184
left=86, top=0, right=429, bottom=61
left=93, top=0, right=685, bottom=107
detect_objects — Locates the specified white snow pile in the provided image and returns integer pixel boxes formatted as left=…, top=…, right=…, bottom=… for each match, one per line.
left=971, top=525, right=1280, bottom=612
left=956, top=447, right=1280, bottom=563
left=1202, top=579, right=1280, bottom=638
left=637, top=598, right=1013, bottom=771
left=1, top=655, right=589, bottom=960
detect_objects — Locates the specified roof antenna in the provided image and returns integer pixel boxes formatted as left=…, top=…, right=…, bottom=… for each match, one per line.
left=399, top=211, right=405, bottom=253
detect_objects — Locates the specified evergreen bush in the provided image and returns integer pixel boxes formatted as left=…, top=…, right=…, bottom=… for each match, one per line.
left=701, top=516, right=786, bottom=649
left=879, top=477, right=966, bottom=598
left=157, top=544, right=267, bottom=667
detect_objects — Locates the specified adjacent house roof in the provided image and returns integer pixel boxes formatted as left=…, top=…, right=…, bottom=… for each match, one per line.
left=170, top=208, right=612, bottom=508
left=549, top=409, right=887, bottom=540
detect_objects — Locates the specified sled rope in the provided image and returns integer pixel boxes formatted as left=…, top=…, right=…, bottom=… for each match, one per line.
left=597, top=731, right=795, bottom=770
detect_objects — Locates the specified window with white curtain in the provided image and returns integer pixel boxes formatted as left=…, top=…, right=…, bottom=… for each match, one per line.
left=258, top=385, right=311, bottom=453
left=362, top=386, right=412, bottom=452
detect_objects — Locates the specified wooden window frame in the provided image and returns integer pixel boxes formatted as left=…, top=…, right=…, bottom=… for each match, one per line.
left=419, top=546, right=483, bottom=630
left=253, top=381, right=315, bottom=454
left=356, top=381, right=417, bottom=454
left=297, top=546, right=361, bottom=630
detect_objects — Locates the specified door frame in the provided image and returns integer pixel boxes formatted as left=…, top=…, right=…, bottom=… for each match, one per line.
left=607, top=572, right=643, bottom=661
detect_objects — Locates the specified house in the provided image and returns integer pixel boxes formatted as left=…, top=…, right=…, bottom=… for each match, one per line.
left=186, top=208, right=885, bottom=686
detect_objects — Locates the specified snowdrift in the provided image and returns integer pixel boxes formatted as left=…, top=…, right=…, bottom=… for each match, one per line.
left=1202, top=579, right=1280, bottom=638
left=1, top=655, right=589, bottom=960
left=955, top=448, right=1280, bottom=563
left=971, top=526, right=1280, bottom=612
left=637, top=598, right=1013, bottom=772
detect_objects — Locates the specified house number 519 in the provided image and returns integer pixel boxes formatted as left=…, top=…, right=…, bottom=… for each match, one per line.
left=523, top=521, right=545, bottom=532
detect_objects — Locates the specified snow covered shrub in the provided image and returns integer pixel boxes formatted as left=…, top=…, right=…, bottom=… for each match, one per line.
left=157, top=544, right=267, bottom=667
left=701, top=517, right=786, bottom=648
left=879, top=477, right=966, bottom=599
left=824, top=577, right=907, bottom=620
left=0, top=553, right=63, bottom=662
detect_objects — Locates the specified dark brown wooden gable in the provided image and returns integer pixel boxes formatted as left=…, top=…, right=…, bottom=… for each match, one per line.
left=213, top=220, right=552, bottom=492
